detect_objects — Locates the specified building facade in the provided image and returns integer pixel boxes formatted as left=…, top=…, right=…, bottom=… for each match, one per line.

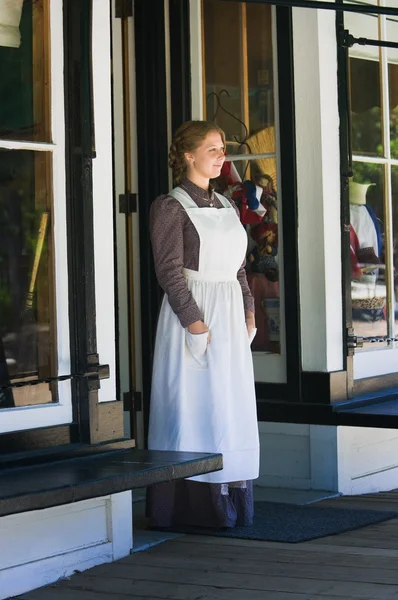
left=0, top=0, right=397, bottom=596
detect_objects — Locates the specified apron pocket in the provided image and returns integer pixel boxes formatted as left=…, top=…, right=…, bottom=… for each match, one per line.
left=186, top=331, right=208, bottom=369
left=248, top=327, right=257, bottom=345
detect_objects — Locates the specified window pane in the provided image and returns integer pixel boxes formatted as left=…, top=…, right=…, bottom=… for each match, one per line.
left=203, top=1, right=276, bottom=160
left=392, top=166, right=398, bottom=338
left=350, top=58, right=383, bottom=157
left=390, top=64, right=398, bottom=159
left=350, top=163, right=388, bottom=349
left=345, top=8, right=379, bottom=61
left=0, top=0, right=50, bottom=142
left=203, top=0, right=244, bottom=151
left=0, top=150, right=56, bottom=408
left=203, top=1, right=280, bottom=354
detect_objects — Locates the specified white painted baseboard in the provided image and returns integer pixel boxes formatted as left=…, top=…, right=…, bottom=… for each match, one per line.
left=337, top=426, right=398, bottom=495
left=258, top=422, right=398, bottom=496
left=257, top=422, right=338, bottom=491
left=0, top=492, right=132, bottom=599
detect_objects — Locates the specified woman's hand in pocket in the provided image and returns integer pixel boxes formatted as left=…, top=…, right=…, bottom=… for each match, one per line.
left=245, top=311, right=256, bottom=338
left=188, top=320, right=210, bottom=343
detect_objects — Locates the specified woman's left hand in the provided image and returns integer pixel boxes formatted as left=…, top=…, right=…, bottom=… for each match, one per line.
left=245, top=310, right=256, bottom=338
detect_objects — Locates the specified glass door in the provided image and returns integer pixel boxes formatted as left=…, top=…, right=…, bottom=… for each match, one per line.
left=343, top=2, right=398, bottom=380
left=194, top=0, right=286, bottom=383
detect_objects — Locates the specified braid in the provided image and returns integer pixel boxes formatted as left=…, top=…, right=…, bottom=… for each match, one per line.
left=168, top=139, right=186, bottom=186
left=168, top=120, right=226, bottom=188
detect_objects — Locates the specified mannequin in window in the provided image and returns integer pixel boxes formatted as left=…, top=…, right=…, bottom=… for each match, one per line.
left=350, top=180, right=385, bottom=323
left=349, top=180, right=382, bottom=269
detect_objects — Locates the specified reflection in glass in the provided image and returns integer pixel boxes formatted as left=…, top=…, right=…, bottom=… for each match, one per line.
left=350, top=58, right=382, bottom=157
left=203, top=1, right=244, bottom=148
left=0, top=150, right=55, bottom=408
left=203, top=1, right=280, bottom=353
left=0, top=0, right=50, bottom=142
left=350, top=163, right=388, bottom=348
left=389, top=64, right=398, bottom=159
left=392, top=166, right=398, bottom=339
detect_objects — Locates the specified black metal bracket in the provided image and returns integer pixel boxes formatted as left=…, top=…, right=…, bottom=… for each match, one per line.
left=347, top=327, right=364, bottom=356
left=222, top=0, right=398, bottom=17
left=123, top=389, right=142, bottom=412
left=342, top=32, right=398, bottom=51
left=119, top=193, right=138, bottom=215
left=0, top=354, right=110, bottom=392
left=115, top=0, right=133, bottom=18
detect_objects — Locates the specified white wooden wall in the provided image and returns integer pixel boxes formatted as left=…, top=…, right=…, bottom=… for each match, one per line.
left=257, top=422, right=338, bottom=491
left=258, top=423, right=398, bottom=496
left=0, top=492, right=133, bottom=599
left=337, top=427, right=398, bottom=495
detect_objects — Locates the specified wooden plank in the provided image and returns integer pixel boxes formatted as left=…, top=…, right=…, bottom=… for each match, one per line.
left=116, top=551, right=398, bottom=583
left=60, top=565, right=398, bottom=598
left=19, top=589, right=148, bottom=600
left=133, top=540, right=398, bottom=570
left=19, top=583, right=377, bottom=600
left=38, top=576, right=388, bottom=600
left=172, top=534, right=398, bottom=556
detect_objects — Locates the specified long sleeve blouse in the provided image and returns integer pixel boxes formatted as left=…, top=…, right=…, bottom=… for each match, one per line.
left=149, top=179, right=255, bottom=328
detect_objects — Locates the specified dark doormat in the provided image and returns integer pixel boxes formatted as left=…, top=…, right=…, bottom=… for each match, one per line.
left=155, top=501, right=398, bottom=543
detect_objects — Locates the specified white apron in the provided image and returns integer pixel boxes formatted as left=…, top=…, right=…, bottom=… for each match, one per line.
left=148, top=186, right=260, bottom=484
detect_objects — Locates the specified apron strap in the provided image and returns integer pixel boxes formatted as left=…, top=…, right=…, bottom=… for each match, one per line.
left=214, top=192, right=233, bottom=209
left=169, top=187, right=198, bottom=209
left=170, top=187, right=233, bottom=210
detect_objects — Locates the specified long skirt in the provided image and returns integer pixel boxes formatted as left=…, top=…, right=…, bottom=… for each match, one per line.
left=147, top=480, right=254, bottom=529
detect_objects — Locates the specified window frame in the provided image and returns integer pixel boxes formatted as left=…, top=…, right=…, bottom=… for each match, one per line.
left=0, top=0, right=73, bottom=433
left=346, top=8, right=398, bottom=381
left=191, top=0, right=301, bottom=391
left=0, top=0, right=124, bottom=459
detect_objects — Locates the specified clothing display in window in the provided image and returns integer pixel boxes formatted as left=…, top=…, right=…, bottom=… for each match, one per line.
left=0, top=0, right=23, bottom=48
left=216, top=163, right=280, bottom=353
left=349, top=180, right=386, bottom=321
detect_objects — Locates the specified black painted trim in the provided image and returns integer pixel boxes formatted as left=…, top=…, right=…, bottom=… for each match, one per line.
left=257, top=399, right=398, bottom=428
left=64, top=0, right=98, bottom=444
left=255, top=382, right=289, bottom=401
left=134, top=1, right=170, bottom=442
left=169, top=0, right=192, bottom=132
left=336, top=10, right=353, bottom=393
left=272, top=7, right=301, bottom=401
left=216, top=0, right=397, bottom=17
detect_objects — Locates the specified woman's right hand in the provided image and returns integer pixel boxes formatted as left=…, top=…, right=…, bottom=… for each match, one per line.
left=188, top=320, right=210, bottom=342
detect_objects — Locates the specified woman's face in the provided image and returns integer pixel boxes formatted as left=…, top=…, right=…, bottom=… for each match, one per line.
left=185, top=131, right=225, bottom=182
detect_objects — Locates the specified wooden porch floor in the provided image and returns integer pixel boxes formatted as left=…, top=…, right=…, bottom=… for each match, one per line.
left=18, top=491, right=398, bottom=600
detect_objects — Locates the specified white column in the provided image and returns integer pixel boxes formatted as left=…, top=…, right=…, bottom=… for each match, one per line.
left=293, top=7, right=343, bottom=372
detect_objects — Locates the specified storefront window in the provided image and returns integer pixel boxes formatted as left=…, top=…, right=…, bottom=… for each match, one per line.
left=0, top=150, right=54, bottom=408
left=346, top=5, right=398, bottom=373
left=202, top=0, right=281, bottom=355
left=0, top=0, right=70, bottom=423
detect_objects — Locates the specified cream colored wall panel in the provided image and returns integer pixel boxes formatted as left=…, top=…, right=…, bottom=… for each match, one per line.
left=337, top=427, right=398, bottom=494
left=0, top=492, right=133, bottom=599
left=258, top=423, right=311, bottom=488
left=0, top=499, right=108, bottom=570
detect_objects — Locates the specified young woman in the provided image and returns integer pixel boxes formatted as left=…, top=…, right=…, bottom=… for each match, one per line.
left=147, top=120, right=259, bottom=529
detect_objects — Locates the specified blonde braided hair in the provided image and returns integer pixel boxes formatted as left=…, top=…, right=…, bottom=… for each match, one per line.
left=169, top=120, right=226, bottom=186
